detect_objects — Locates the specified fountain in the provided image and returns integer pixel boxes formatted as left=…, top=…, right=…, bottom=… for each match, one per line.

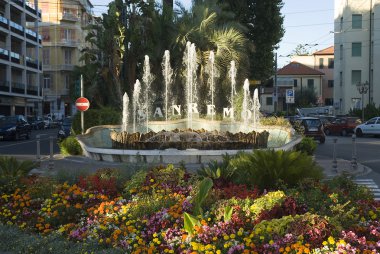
left=77, top=42, right=300, bottom=165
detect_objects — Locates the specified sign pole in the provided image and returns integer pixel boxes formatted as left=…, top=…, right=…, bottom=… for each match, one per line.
left=80, top=74, right=84, bottom=134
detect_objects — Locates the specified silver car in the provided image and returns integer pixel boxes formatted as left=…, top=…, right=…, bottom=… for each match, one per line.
left=355, top=117, right=380, bottom=136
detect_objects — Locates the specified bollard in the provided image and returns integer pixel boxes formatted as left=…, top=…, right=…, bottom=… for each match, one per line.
left=36, top=134, right=41, bottom=163
left=351, top=134, right=357, bottom=170
left=332, top=138, right=338, bottom=172
left=49, top=136, right=54, bottom=170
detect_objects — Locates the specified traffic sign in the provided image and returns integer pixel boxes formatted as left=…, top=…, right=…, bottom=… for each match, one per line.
left=75, top=97, right=90, bottom=111
left=286, top=89, right=295, bottom=104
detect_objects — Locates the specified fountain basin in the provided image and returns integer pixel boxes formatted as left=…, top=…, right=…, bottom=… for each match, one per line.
left=76, top=119, right=301, bottom=165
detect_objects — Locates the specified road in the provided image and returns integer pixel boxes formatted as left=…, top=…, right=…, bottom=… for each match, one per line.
left=315, top=135, right=380, bottom=199
left=0, top=128, right=60, bottom=157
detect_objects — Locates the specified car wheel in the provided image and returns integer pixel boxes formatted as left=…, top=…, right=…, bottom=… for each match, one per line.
left=356, top=128, right=363, bottom=137
left=26, top=132, right=30, bottom=140
left=325, top=129, right=331, bottom=135
left=341, top=129, right=347, bottom=136
left=320, top=137, right=325, bottom=144
left=14, top=132, right=20, bottom=141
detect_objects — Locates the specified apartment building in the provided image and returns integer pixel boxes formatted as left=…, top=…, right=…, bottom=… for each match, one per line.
left=37, top=0, right=93, bottom=118
left=0, top=0, right=43, bottom=116
left=334, top=0, right=380, bottom=114
left=292, top=46, right=335, bottom=106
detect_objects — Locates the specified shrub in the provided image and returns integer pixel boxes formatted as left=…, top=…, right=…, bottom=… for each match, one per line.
left=260, top=116, right=291, bottom=127
left=0, top=156, right=37, bottom=193
left=197, top=154, right=235, bottom=186
left=72, top=107, right=121, bottom=134
left=295, top=137, right=317, bottom=155
left=78, top=168, right=120, bottom=197
left=230, top=150, right=324, bottom=190
left=58, top=136, right=82, bottom=155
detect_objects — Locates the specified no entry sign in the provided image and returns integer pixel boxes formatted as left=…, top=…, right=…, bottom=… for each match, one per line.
left=75, top=97, right=90, bottom=111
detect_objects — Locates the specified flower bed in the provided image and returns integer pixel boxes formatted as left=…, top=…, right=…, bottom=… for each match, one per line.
left=0, top=164, right=379, bottom=253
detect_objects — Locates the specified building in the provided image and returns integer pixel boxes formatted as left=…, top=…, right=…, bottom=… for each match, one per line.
left=36, top=0, right=93, bottom=118
left=292, top=46, right=335, bottom=106
left=260, top=62, right=324, bottom=113
left=334, top=0, right=380, bottom=114
left=0, top=0, right=43, bottom=116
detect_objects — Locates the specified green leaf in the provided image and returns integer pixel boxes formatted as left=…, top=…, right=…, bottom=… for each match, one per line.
left=193, top=177, right=213, bottom=216
left=224, top=206, right=233, bottom=222
left=183, top=212, right=201, bottom=235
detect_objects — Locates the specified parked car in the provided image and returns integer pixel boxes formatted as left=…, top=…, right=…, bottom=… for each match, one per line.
left=354, top=117, right=380, bottom=137
left=27, top=116, right=45, bottom=130
left=293, top=117, right=326, bottom=143
left=324, top=117, right=361, bottom=136
left=0, top=115, right=31, bottom=140
left=57, top=117, right=72, bottom=141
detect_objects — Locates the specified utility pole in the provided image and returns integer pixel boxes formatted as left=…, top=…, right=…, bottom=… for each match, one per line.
left=274, top=52, right=278, bottom=114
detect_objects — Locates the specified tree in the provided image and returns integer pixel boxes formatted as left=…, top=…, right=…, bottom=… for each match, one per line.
left=219, top=0, right=285, bottom=81
left=291, top=44, right=312, bottom=56
left=295, top=88, right=317, bottom=107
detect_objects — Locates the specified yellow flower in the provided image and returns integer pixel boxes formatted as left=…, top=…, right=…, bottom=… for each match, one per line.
left=328, top=236, right=335, bottom=245
left=223, top=235, right=229, bottom=240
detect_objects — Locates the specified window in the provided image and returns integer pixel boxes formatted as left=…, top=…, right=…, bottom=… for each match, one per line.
left=266, top=97, right=273, bottom=106
left=325, top=98, right=333, bottom=106
left=328, top=58, right=334, bottom=68
left=43, top=48, right=49, bottom=65
left=293, top=79, right=298, bottom=87
left=319, top=58, right=324, bottom=69
left=367, top=118, right=377, bottom=124
left=64, top=49, right=72, bottom=64
left=340, top=71, right=343, bottom=86
left=307, top=79, right=314, bottom=90
left=351, top=70, right=361, bottom=85
left=340, top=45, right=343, bottom=60
left=340, top=17, right=343, bottom=32
left=352, top=14, right=362, bottom=29
left=352, top=42, right=362, bottom=57
left=328, top=80, right=334, bottom=87
left=64, top=75, right=70, bottom=89
left=43, top=75, right=51, bottom=89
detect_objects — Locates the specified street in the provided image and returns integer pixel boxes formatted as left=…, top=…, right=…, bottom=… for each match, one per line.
left=0, top=128, right=60, bottom=157
left=315, top=135, right=380, bottom=200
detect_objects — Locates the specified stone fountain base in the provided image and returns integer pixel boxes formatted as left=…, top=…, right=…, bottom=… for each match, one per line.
left=76, top=122, right=301, bottom=166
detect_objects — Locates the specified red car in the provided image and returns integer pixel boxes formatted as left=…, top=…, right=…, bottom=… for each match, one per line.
left=324, top=117, right=361, bottom=136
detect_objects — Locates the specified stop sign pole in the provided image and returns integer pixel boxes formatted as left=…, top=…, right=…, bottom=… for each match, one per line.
left=80, top=75, right=84, bottom=134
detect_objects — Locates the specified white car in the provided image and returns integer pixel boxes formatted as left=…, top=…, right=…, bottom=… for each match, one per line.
left=354, top=117, right=380, bottom=136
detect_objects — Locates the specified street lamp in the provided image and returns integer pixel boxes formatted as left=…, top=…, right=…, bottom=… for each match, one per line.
left=356, top=81, right=369, bottom=122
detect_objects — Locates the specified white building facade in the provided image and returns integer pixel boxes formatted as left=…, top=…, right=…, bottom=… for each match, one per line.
left=334, top=0, right=380, bottom=115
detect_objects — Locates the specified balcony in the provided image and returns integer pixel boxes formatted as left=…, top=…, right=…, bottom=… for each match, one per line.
left=27, top=85, right=38, bottom=96
left=9, top=21, right=24, bottom=36
left=60, top=39, right=79, bottom=47
left=10, top=52, right=20, bottom=64
left=25, top=28, right=37, bottom=40
left=14, top=0, right=23, bottom=7
left=61, top=13, right=79, bottom=22
left=11, top=82, right=25, bottom=94
left=0, top=80, right=10, bottom=92
left=0, top=48, right=9, bottom=60
left=25, top=1, right=38, bottom=15
left=0, top=15, right=8, bottom=29
left=25, top=56, right=38, bottom=69
left=59, top=64, right=75, bottom=71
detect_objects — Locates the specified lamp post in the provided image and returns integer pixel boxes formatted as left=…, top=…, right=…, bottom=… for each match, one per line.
left=356, top=81, right=369, bottom=122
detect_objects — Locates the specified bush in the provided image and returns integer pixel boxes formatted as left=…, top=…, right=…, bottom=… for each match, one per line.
left=72, top=107, right=121, bottom=134
left=230, top=150, right=324, bottom=190
left=260, top=116, right=291, bottom=127
left=0, top=156, right=37, bottom=193
left=58, top=136, right=82, bottom=155
left=295, top=137, right=317, bottom=155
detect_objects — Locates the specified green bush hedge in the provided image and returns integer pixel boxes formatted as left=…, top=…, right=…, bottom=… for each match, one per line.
left=295, top=137, right=317, bottom=155
left=58, top=136, right=83, bottom=156
left=72, top=107, right=121, bottom=134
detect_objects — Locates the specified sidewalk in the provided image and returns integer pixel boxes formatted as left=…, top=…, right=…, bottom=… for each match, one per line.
left=11, top=154, right=371, bottom=178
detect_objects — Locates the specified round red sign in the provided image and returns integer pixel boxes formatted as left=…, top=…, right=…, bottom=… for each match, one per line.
left=75, top=97, right=90, bottom=112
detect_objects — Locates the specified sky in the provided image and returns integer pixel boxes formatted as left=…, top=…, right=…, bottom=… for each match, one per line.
left=90, top=0, right=334, bottom=68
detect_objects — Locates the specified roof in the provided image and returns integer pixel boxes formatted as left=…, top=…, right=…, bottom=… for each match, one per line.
left=313, top=46, right=334, bottom=55
left=277, top=62, right=325, bottom=76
